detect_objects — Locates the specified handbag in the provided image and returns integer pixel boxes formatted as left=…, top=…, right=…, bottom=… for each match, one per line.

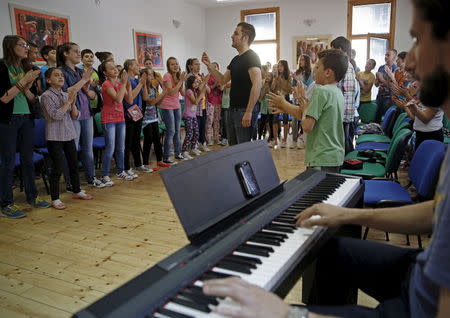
left=127, top=104, right=143, bottom=121
left=343, top=158, right=363, bottom=170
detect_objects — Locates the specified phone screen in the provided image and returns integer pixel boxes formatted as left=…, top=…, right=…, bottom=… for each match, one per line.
left=236, top=161, right=261, bottom=198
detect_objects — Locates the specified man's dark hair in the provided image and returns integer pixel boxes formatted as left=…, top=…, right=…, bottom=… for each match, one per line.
left=40, top=45, right=55, bottom=61
left=398, top=51, right=407, bottom=60
left=237, top=22, right=256, bottom=45
left=318, top=49, right=349, bottom=82
left=81, top=48, right=93, bottom=58
left=330, top=36, right=352, bottom=58
left=412, top=0, right=450, bottom=39
left=57, top=42, right=78, bottom=66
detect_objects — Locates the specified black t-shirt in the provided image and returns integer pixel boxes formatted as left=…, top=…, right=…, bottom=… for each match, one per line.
left=227, top=49, right=261, bottom=109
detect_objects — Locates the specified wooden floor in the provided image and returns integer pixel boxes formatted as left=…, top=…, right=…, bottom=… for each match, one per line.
left=0, top=143, right=425, bottom=317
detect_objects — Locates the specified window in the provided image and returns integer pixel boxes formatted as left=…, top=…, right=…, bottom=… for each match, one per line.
left=348, top=0, right=396, bottom=73
left=241, top=7, right=280, bottom=66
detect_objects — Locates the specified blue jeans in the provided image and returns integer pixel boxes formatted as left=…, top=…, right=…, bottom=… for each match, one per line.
left=73, top=117, right=95, bottom=181
left=161, top=108, right=181, bottom=159
left=226, top=108, right=257, bottom=146
left=0, top=115, right=38, bottom=206
left=102, top=121, right=126, bottom=176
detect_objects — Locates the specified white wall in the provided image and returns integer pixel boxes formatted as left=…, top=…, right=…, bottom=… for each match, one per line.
left=0, top=0, right=206, bottom=70
left=205, top=0, right=414, bottom=70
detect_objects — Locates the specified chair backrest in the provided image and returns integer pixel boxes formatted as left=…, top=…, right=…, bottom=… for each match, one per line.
left=391, top=112, right=408, bottom=136
left=443, top=115, right=450, bottom=130
left=409, top=140, right=446, bottom=199
left=385, top=128, right=413, bottom=175
left=94, top=112, right=103, bottom=135
left=381, top=107, right=397, bottom=134
left=385, top=108, right=402, bottom=138
left=33, top=118, right=47, bottom=148
left=358, top=101, right=377, bottom=124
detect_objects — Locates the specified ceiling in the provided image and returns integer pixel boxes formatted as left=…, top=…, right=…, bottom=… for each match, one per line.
left=185, top=0, right=278, bottom=8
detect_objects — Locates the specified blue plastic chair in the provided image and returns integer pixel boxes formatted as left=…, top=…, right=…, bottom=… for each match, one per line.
left=14, top=152, right=50, bottom=194
left=33, top=118, right=49, bottom=155
left=363, top=140, right=446, bottom=247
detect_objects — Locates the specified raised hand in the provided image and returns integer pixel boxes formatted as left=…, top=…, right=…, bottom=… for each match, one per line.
left=139, top=72, right=148, bottom=86
left=267, top=92, right=286, bottom=114
left=22, top=69, right=41, bottom=85
left=201, top=52, right=211, bottom=67
left=82, top=68, right=93, bottom=82
left=294, top=82, right=306, bottom=100
left=120, top=70, right=128, bottom=84
left=180, top=71, right=187, bottom=82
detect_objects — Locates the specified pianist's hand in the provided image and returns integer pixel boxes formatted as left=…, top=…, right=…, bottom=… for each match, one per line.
left=295, top=203, right=353, bottom=228
left=203, top=277, right=290, bottom=318
left=203, top=277, right=338, bottom=318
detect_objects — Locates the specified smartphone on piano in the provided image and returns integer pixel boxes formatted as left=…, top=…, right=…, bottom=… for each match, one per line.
left=235, top=161, right=261, bottom=198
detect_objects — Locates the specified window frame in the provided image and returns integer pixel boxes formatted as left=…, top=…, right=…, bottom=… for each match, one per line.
left=240, top=7, right=280, bottom=62
left=347, top=0, right=396, bottom=50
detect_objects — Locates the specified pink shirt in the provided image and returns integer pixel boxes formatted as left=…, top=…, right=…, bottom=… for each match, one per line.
left=101, top=80, right=125, bottom=123
left=183, top=89, right=197, bottom=118
left=207, top=75, right=223, bottom=105
left=160, top=73, right=181, bottom=109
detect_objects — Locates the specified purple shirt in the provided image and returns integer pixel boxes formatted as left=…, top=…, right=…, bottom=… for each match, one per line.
left=61, top=65, right=91, bottom=120
left=183, top=89, right=197, bottom=118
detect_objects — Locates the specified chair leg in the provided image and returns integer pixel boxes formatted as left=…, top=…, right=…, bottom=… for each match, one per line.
left=406, top=234, right=411, bottom=246
left=417, top=235, right=422, bottom=249
left=385, top=232, right=390, bottom=241
left=363, top=227, right=369, bottom=240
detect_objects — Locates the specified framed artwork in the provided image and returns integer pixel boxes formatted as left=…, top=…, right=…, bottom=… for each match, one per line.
left=292, top=35, right=331, bottom=68
left=9, top=3, right=71, bottom=62
left=133, top=30, right=163, bottom=69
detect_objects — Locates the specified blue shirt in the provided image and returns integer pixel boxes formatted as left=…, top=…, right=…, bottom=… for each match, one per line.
left=377, top=64, right=399, bottom=97
left=61, top=65, right=91, bottom=120
left=409, top=145, right=450, bottom=317
left=123, top=77, right=142, bottom=120
left=40, top=65, right=49, bottom=90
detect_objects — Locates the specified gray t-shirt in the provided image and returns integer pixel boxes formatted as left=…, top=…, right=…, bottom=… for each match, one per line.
left=409, top=145, right=450, bottom=317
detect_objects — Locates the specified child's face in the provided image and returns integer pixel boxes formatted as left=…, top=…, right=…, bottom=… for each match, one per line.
left=129, top=60, right=140, bottom=76
left=277, top=63, right=284, bottom=73
left=65, top=45, right=81, bottom=65
left=365, top=60, right=375, bottom=72
left=47, top=69, right=65, bottom=88
left=314, top=60, right=327, bottom=85
left=144, top=59, right=153, bottom=70
left=46, top=49, right=57, bottom=63
left=169, top=59, right=180, bottom=73
left=193, top=79, right=200, bottom=89
left=82, top=53, right=94, bottom=67
left=192, top=59, right=201, bottom=73
left=104, top=62, right=118, bottom=79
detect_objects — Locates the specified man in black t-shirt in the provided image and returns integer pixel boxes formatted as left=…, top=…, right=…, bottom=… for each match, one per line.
left=202, top=22, right=261, bottom=146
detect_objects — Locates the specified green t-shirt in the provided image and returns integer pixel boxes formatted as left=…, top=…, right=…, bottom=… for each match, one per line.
left=221, top=87, right=230, bottom=109
left=304, top=84, right=344, bottom=167
left=7, top=64, right=30, bottom=115
left=260, top=95, right=269, bottom=114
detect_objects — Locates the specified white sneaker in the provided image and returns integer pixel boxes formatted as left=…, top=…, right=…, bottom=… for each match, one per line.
left=89, top=177, right=106, bottom=188
left=182, top=151, right=193, bottom=160
left=175, top=153, right=189, bottom=161
left=289, top=142, right=296, bottom=149
left=191, top=148, right=201, bottom=156
left=207, top=140, right=214, bottom=146
left=126, top=169, right=139, bottom=179
left=280, top=141, right=287, bottom=148
left=199, top=144, right=211, bottom=152
left=135, top=165, right=153, bottom=173
left=297, top=138, right=305, bottom=149
left=268, top=140, right=274, bottom=148
left=220, top=139, right=228, bottom=146
left=116, top=172, right=133, bottom=181
left=101, top=176, right=115, bottom=187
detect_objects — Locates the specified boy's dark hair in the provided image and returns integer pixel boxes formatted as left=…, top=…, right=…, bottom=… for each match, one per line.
left=330, top=36, right=352, bottom=58
left=40, top=45, right=55, bottom=61
left=368, top=58, right=376, bottom=68
left=44, top=67, right=59, bottom=79
left=398, top=51, right=407, bottom=60
left=318, top=49, right=349, bottom=82
left=237, top=22, right=256, bottom=45
left=27, top=41, right=38, bottom=48
left=412, top=0, right=449, bottom=40
left=81, top=49, right=94, bottom=58
left=56, top=42, right=77, bottom=66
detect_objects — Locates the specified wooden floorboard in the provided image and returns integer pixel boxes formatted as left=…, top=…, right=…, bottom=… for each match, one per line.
left=0, top=144, right=426, bottom=317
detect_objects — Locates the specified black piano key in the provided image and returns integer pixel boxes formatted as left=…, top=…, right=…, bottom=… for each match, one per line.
left=248, top=236, right=281, bottom=246
left=255, top=231, right=288, bottom=240
left=236, top=244, right=272, bottom=256
left=156, top=308, right=194, bottom=318
left=171, top=296, right=211, bottom=313
left=183, top=286, right=220, bottom=304
left=225, top=253, right=262, bottom=265
left=216, top=260, right=253, bottom=274
left=274, top=218, right=295, bottom=225
left=200, top=271, right=236, bottom=281
left=265, top=224, right=295, bottom=232
left=179, top=290, right=219, bottom=306
left=223, top=255, right=258, bottom=269
left=205, top=270, right=232, bottom=279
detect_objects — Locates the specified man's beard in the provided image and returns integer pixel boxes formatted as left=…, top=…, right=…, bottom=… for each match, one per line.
left=420, top=66, right=450, bottom=108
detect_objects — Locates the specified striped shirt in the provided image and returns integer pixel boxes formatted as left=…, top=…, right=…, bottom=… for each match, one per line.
left=337, top=64, right=357, bottom=123
left=41, top=87, right=79, bottom=141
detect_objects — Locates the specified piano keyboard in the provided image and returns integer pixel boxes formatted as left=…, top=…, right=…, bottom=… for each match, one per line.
left=152, top=175, right=361, bottom=318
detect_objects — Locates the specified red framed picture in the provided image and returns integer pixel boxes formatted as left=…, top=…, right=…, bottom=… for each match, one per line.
left=133, top=30, right=163, bottom=69
left=9, top=3, right=71, bottom=62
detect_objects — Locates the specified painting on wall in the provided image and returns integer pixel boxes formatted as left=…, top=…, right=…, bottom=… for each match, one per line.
left=9, top=3, right=70, bottom=62
left=133, top=30, right=163, bottom=69
left=292, top=35, right=331, bottom=68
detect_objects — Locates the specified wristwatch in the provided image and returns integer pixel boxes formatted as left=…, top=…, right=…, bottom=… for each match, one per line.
left=287, top=306, right=309, bottom=318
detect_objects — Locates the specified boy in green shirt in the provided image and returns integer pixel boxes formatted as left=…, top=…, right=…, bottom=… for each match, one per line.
left=268, top=49, right=347, bottom=172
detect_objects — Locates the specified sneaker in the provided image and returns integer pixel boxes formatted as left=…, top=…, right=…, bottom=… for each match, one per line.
left=52, top=199, right=66, bottom=210
left=207, top=140, right=214, bottom=146
left=219, top=138, right=228, bottom=146
left=289, top=142, right=296, bottom=149
left=198, top=144, right=211, bottom=152
left=66, top=183, right=73, bottom=193
left=101, top=176, right=115, bottom=186
left=191, top=148, right=201, bottom=156
left=0, top=204, right=26, bottom=219
left=175, top=153, right=189, bottom=161
left=28, top=196, right=51, bottom=209
left=182, top=151, right=194, bottom=160
left=73, top=191, right=94, bottom=200
left=268, top=140, right=274, bottom=148
left=89, top=177, right=106, bottom=188
left=297, top=138, right=305, bottom=149
left=280, top=141, right=287, bottom=148
left=157, top=161, right=171, bottom=167
left=125, top=169, right=139, bottom=179
left=117, top=171, right=134, bottom=181
left=135, top=165, right=153, bottom=173
left=163, top=158, right=177, bottom=165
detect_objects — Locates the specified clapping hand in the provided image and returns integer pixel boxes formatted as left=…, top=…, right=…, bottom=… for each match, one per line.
left=267, top=92, right=286, bottom=114
left=293, top=82, right=306, bottom=101
left=120, top=70, right=128, bottom=84
left=139, top=72, right=148, bottom=86
left=82, top=68, right=93, bottom=83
